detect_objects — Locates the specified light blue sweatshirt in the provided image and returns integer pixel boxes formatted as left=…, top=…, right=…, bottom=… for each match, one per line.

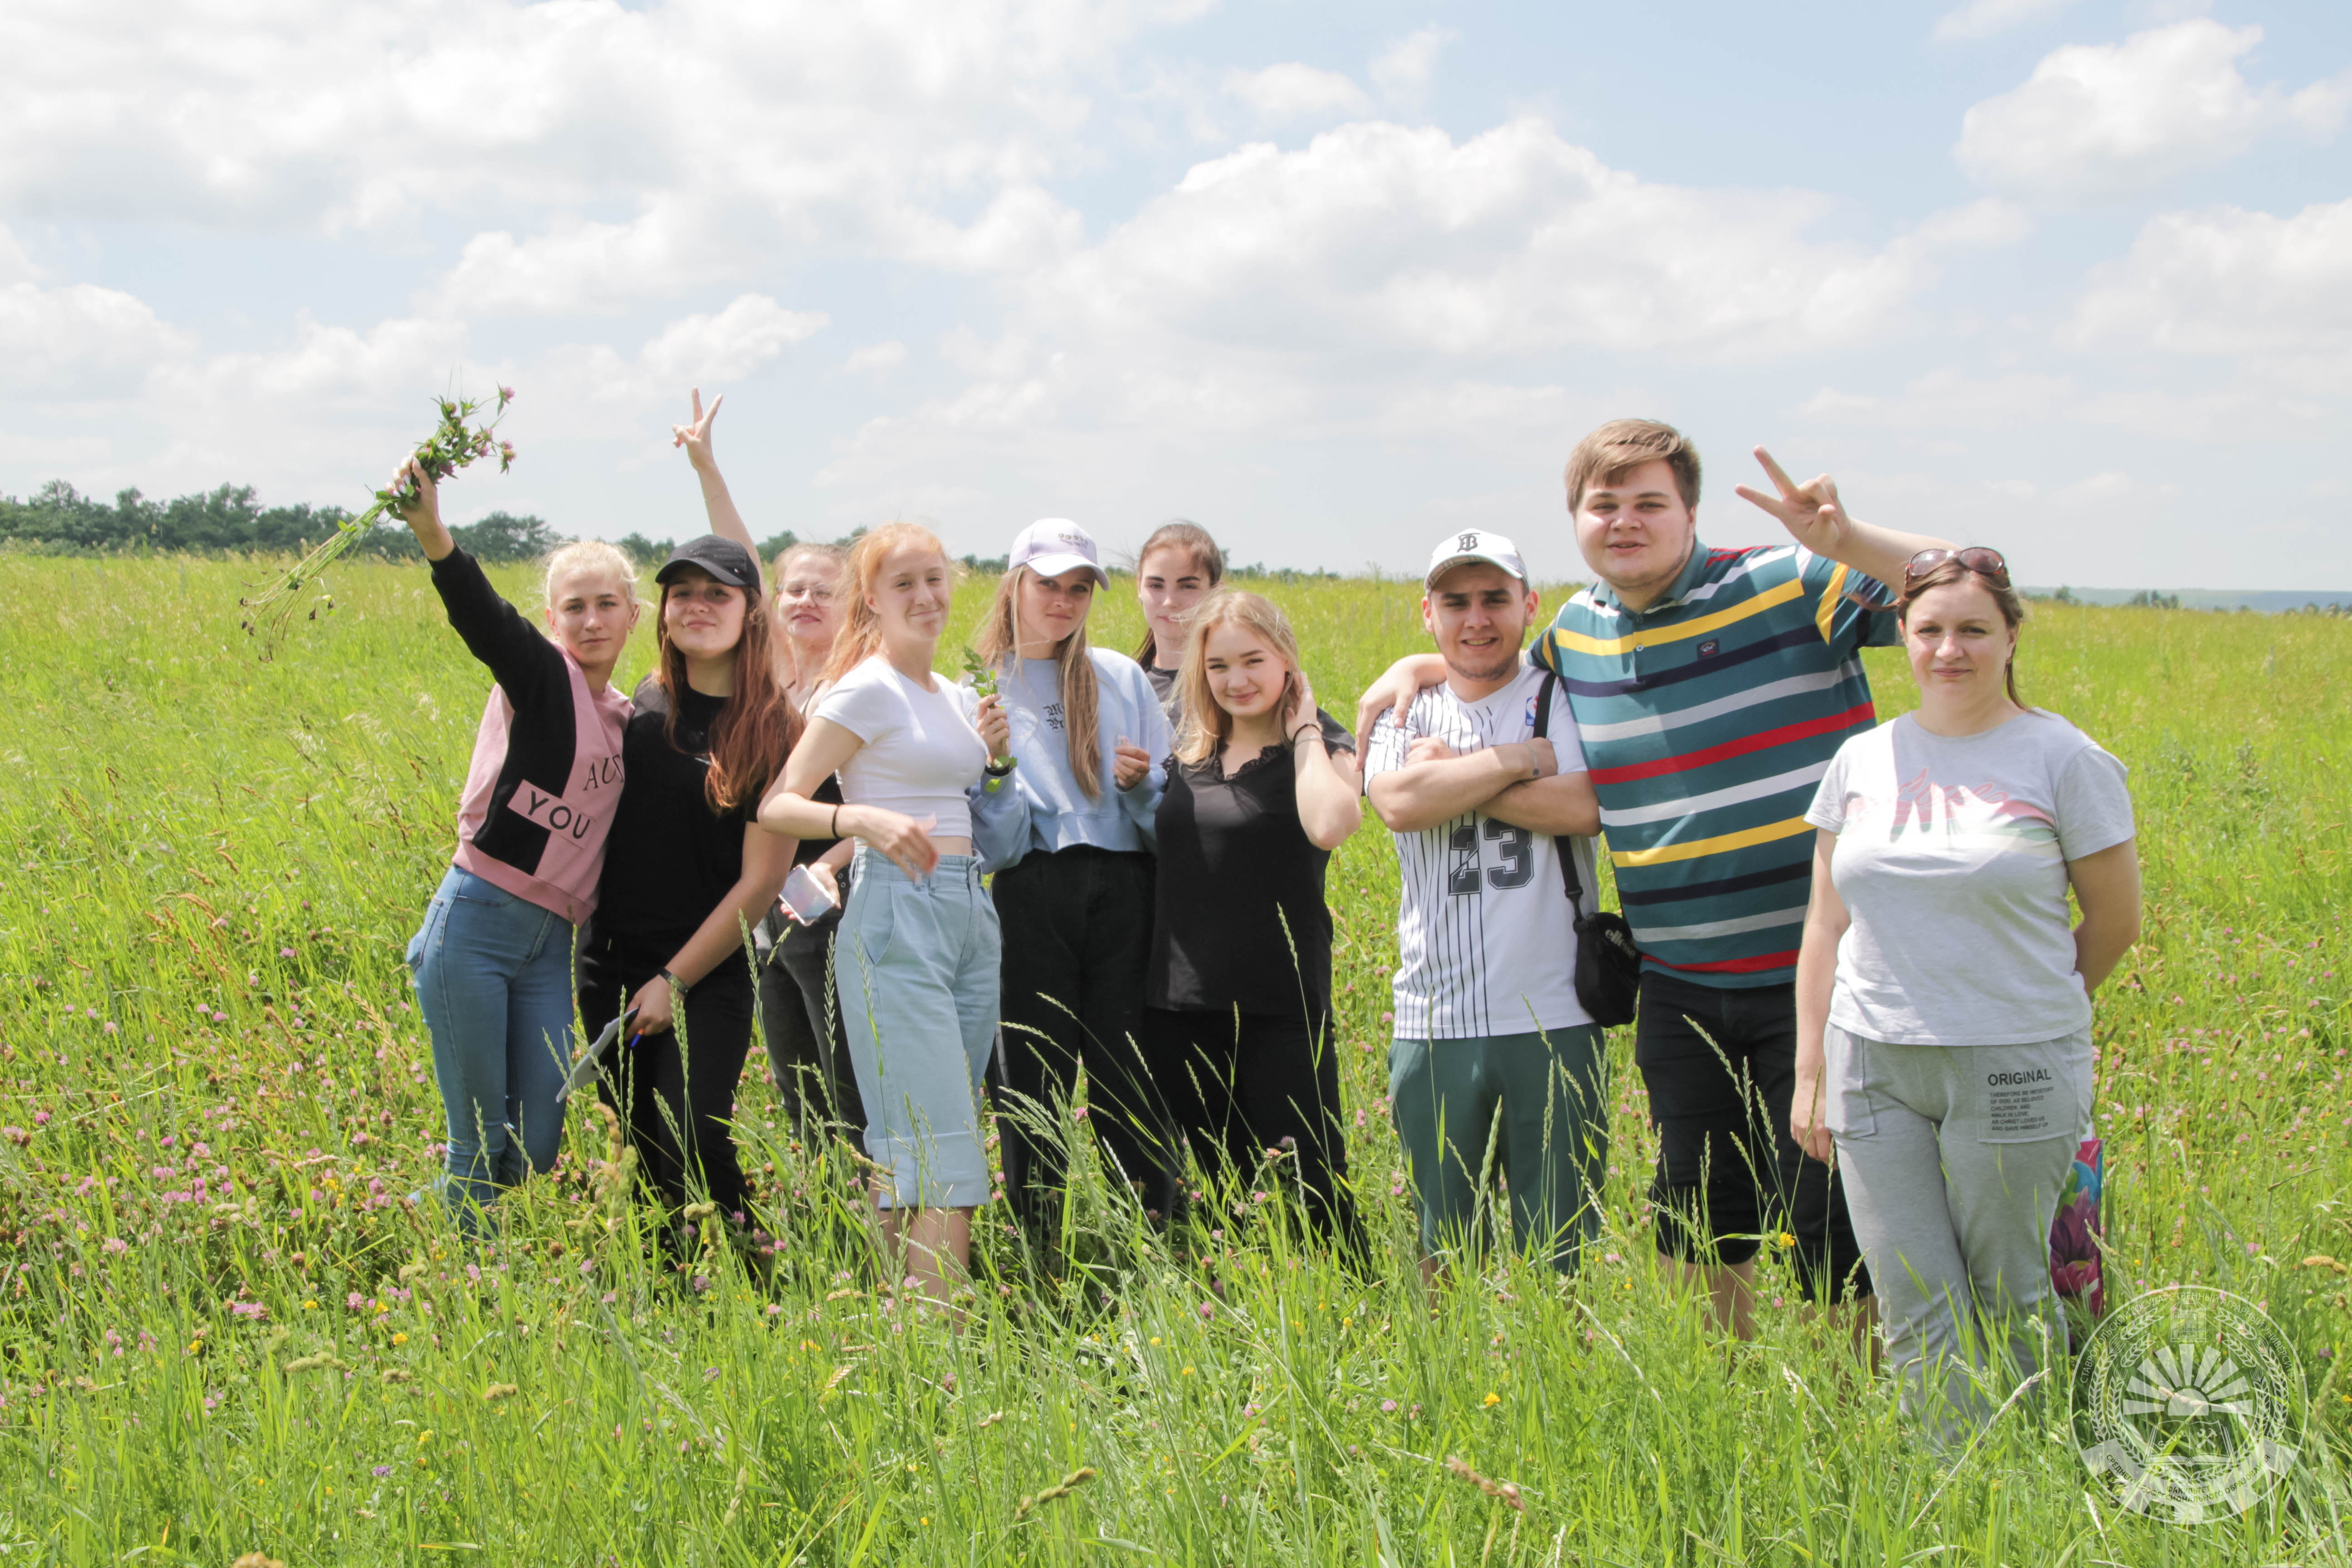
left=969, top=650, right=1174, bottom=872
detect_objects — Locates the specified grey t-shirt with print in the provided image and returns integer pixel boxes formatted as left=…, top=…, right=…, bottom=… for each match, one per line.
left=1804, top=710, right=2135, bottom=1046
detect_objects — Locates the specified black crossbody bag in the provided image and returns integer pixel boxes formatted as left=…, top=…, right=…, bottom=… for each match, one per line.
left=1532, top=672, right=1641, bottom=1027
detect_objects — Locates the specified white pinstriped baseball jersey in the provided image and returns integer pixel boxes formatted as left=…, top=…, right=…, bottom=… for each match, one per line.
left=1366, top=656, right=1599, bottom=1040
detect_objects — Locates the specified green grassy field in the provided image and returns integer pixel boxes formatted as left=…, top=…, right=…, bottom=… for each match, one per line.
left=0, top=553, right=2346, bottom=1566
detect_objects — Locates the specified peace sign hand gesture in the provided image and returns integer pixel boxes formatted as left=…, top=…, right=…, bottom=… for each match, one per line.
left=1734, top=447, right=1853, bottom=557
left=671, top=386, right=724, bottom=476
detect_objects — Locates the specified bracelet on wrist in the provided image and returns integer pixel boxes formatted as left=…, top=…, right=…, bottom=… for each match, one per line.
left=660, top=968, right=690, bottom=998
left=1291, top=724, right=1325, bottom=747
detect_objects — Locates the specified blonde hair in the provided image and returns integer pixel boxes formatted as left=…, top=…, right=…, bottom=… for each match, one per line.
left=1173, top=589, right=1300, bottom=767
left=539, top=539, right=641, bottom=611
left=823, top=523, right=951, bottom=683
left=776, top=540, right=848, bottom=580
left=975, top=567, right=1103, bottom=800
left=1562, top=418, right=1702, bottom=515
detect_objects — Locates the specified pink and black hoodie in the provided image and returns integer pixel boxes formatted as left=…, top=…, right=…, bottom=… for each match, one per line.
left=432, top=549, right=631, bottom=926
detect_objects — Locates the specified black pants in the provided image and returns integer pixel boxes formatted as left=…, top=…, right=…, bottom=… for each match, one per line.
left=578, top=939, right=757, bottom=1226
left=1142, top=1005, right=1364, bottom=1261
left=990, top=849, right=1167, bottom=1235
left=1634, top=970, right=1870, bottom=1303
left=754, top=906, right=866, bottom=1138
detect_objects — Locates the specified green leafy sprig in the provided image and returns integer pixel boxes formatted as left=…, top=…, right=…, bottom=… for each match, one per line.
left=239, top=387, right=517, bottom=659
left=962, top=645, right=1014, bottom=790
left=959, top=643, right=999, bottom=700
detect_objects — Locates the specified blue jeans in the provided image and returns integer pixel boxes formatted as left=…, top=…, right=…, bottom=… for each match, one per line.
left=406, top=866, right=575, bottom=1216
left=835, top=850, right=1000, bottom=1210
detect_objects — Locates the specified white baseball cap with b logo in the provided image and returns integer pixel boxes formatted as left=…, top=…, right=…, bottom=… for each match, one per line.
left=1425, top=529, right=1528, bottom=588
left=1008, top=518, right=1109, bottom=587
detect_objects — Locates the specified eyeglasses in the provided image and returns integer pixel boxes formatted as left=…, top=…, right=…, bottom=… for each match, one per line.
left=1903, top=547, right=2009, bottom=588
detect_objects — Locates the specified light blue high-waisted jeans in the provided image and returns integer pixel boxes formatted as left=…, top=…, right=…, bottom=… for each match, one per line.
left=405, top=866, right=574, bottom=1218
left=834, top=849, right=1001, bottom=1210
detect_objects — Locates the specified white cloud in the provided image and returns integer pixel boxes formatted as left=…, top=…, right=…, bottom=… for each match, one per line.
left=1369, top=26, right=1456, bottom=103
left=0, top=279, right=192, bottom=396
left=2071, top=198, right=2352, bottom=364
left=808, top=131, right=2016, bottom=526
left=888, top=186, right=1088, bottom=274
left=153, top=315, right=470, bottom=408
left=639, top=295, right=828, bottom=387
left=1797, top=362, right=2334, bottom=442
left=1030, top=122, right=1989, bottom=366
left=844, top=341, right=909, bottom=376
left=423, top=205, right=722, bottom=318
left=1933, top=0, right=2074, bottom=44
left=0, top=0, right=1185, bottom=285
left=1956, top=21, right=2352, bottom=202
left=1909, top=198, right=2034, bottom=249
left=0, top=227, right=37, bottom=285
left=1225, top=63, right=1369, bottom=122
left=0, top=224, right=192, bottom=395
left=1800, top=369, right=2077, bottom=430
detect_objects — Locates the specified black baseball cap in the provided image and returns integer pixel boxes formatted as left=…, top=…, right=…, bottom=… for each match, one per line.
left=655, top=535, right=761, bottom=594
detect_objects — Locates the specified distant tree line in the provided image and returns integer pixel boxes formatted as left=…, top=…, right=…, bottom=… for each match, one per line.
left=1, top=481, right=1031, bottom=576
left=0, top=480, right=564, bottom=563
left=2027, top=586, right=2346, bottom=616
left=1230, top=561, right=1342, bottom=583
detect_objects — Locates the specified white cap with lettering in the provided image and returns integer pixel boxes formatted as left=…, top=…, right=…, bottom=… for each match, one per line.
left=1008, top=519, right=1109, bottom=587
left=1425, top=529, right=1528, bottom=588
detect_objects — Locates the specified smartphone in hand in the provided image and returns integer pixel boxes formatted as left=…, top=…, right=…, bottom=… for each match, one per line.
left=779, top=863, right=840, bottom=925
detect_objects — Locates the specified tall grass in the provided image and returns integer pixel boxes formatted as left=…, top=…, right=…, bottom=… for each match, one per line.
left=0, top=555, right=2345, bottom=1564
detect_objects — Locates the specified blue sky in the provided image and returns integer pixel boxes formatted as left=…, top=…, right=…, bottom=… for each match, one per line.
left=2, top=0, right=2346, bottom=587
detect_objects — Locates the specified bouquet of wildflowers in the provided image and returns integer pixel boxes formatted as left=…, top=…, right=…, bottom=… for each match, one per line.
left=239, top=387, right=517, bottom=658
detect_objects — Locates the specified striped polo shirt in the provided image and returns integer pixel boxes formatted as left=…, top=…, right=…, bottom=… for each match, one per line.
left=1532, top=541, right=1897, bottom=988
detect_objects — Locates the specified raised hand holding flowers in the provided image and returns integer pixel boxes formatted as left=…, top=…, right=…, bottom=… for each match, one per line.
left=238, top=387, right=517, bottom=659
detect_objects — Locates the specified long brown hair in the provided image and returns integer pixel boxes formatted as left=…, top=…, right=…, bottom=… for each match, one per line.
left=1896, top=556, right=2029, bottom=707
left=655, top=573, right=798, bottom=812
left=1132, top=520, right=1225, bottom=666
left=823, top=523, right=951, bottom=684
left=1173, top=589, right=1300, bottom=767
left=974, top=567, right=1103, bottom=800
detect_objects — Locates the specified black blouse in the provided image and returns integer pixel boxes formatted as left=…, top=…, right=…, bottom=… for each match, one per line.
left=633, top=675, right=841, bottom=867
left=594, top=682, right=754, bottom=969
left=1147, top=710, right=1353, bottom=1019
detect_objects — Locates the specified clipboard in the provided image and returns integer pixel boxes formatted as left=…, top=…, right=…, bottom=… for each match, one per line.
left=559, top=1006, right=638, bottom=1101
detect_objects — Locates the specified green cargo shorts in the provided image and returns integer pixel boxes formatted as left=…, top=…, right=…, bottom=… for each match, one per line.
left=1388, top=1026, right=1609, bottom=1273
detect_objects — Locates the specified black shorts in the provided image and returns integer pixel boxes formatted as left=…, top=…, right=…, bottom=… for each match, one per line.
left=1634, top=970, right=1869, bottom=1303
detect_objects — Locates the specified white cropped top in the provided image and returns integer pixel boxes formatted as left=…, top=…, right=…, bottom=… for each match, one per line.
left=813, top=654, right=990, bottom=839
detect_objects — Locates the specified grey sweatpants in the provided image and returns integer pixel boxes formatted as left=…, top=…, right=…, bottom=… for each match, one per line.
left=1824, top=1025, right=2092, bottom=1446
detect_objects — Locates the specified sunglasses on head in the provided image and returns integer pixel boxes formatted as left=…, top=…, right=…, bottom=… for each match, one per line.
left=1839, top=546, right=2012, bottom=613
left=1903, top=546, right=2010, bottom=588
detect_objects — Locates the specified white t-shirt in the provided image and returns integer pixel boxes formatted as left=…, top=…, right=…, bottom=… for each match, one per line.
left=1365, top=657, right=1597, bottom=1040
left=813, top=654, right=990, bottom=840
left=1805, top=710, right=2136, bottom=1046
